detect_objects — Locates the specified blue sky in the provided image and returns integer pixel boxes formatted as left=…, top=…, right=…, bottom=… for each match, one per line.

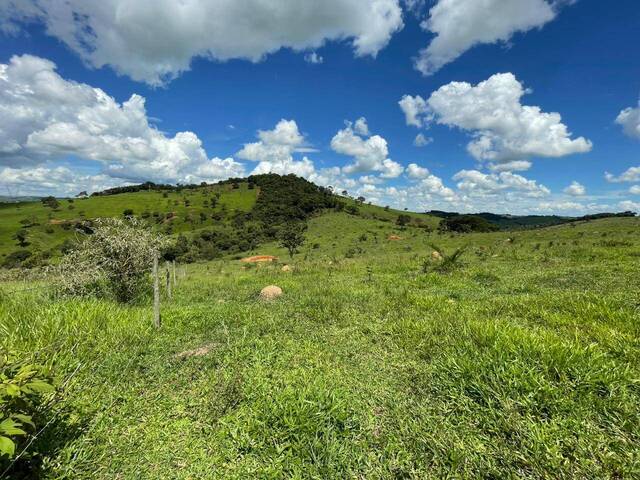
left=1, top=0, right=639, bottom=214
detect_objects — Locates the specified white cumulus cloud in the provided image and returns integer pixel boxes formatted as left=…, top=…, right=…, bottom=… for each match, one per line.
left=605, top=166, right=640, bottom=183
left=331, top=120, right=403, bottom=177
left=616, top=100, right=640, bottom=139
left=413, top=133, right=433, bottom=147
left=0, top=165, right=124, bottom=197
left=1, top=0, right=403, bottom=85
left=425, top=72, right=592, bottom=165
left=415, top=0, right=567, bottom=75
left=399, top=94, right=429, bottom=127
left=453, top=169, right=550, bottom=198
left=563, top=180, right=585, bottom=196
left=406, top=163, right=430, bottom=179
left=236, top=119, right=320, bottom=177
left=0, top=54, right=245, bottom=187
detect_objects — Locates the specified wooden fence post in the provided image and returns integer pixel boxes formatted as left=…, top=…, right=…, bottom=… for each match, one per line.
left=153, top=255, right=161, bottom=328
left=166, top=264, right=172, bottom=299
left=172, top=260, right=177, bottom=287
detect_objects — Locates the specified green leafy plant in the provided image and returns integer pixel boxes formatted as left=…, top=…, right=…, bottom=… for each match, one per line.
left=0, top=351, right=55, bottom=460
left=53, top=217, right=169, bottom=302
left=424, top=244, right=467, bottom=273
left=279, top=222, right=307, bottom=259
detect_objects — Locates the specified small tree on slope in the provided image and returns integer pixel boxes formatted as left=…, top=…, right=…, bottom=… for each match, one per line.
left=279, top=222, right=307, bottom=259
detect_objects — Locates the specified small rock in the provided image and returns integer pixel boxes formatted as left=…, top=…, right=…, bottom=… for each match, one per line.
left=431, top=251, right=443, bottom=261
left=281, top=265, right=292, bottom=272
left=259, top=285, right=283, bottom=301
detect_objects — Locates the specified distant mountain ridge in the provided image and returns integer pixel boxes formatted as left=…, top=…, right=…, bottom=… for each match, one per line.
left=427, top=210, right=636, bottom=230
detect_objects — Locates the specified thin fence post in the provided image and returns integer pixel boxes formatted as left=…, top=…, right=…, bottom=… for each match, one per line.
left=166, top=264, right=172, bottom=299
left=153, top=255, right=161, bottom=328
left=172, top=259, right=177, bottom=287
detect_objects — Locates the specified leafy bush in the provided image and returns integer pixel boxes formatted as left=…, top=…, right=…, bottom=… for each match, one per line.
left=54, top=218, right=168, bottom=302
left=424, top=244, right=467, bottom=273
left=396, top=214, right=411, bottom=228
left=279, top=223, right=307, bottom=259
left=438, top=215, right=498, bottom=233
left=2, top=251, right=32, bottom=269
left=0, top=350, right=55, bottom=461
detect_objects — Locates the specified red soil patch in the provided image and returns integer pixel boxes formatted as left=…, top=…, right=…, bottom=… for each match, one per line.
left=49, top=218, right=81, bottom=225
left=388, top=235, right=403, bottom=241
left=240, top=255, right=278, bottom=263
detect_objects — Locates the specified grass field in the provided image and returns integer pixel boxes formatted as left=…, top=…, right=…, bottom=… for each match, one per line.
left=1, top=212, right=639, bottom=478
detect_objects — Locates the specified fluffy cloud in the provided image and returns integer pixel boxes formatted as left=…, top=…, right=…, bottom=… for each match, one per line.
left=563, top=181, right=585, bottom=196
left=304, top=52, right=324, bottom=64
left=453, top=169, right=550, bottom=198
left=0, top=166, right=124, bottom=197
left=1, top=0, right=403, bottom=85
left=413, top=133, right=433, bottom=147
left=236, top=119, right=320, bottom=177
left=616, top=101, right=640, bottom=139
left=618, top=200, right=640, bottom=212
left=488, top=160, right=532, bottom=172
left=424, top=73, right=592, bottom=165
left=353, top=117, right=370, bottom=136
left=0, top=54, right=245, bottom=186
left=330, top=120, right=403, bottom=177
left=630, top=185, right=640, bottom=195
left=605, top=166, right=640, bottom=183
left=406, top=163, right=430, bottom=179
left=415, top=0, right=564, bottom=75
left=534, top=201, right=590, bottom=213
left=399, top=94, right=429, bottom=127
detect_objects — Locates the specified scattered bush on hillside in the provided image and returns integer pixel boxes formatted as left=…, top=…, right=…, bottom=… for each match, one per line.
left=0, top=350, right=55, bottom=462
left=279, top=222, right=307, bottom=259
left=396, top=214, right=411, bottom=229
left=40, top=196, right=59, bottom=210
left=2, top=251, right=32, bottom=269
left=438, top=215, right=499, bottom=234
left=13, top=230, right=29, bottom=247
left=54, top=218, right=168, bottom=302
left=345, top=205, right=359, bottom=215
left=423, top=244, right=467, bottom=274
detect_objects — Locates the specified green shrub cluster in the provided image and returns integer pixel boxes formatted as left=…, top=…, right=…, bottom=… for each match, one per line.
left=0, top=351, right=55, bottom=461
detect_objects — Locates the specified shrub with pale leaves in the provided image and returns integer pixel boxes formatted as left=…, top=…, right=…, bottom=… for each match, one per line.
left=53, top=218, right=169, bottom=302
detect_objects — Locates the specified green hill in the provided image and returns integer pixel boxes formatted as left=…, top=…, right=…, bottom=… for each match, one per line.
left=0, top=174, right=439, bottom=267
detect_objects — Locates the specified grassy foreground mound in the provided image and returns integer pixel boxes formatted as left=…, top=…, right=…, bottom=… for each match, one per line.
left=1, top=215, right=639, bottom=478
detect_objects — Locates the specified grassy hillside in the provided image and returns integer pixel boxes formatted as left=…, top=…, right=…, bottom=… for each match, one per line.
left=1, top=214, right=639, bottom=478
left=0, top=177, right=438, bottom=264
left=0, top=183, right=258, bottom=260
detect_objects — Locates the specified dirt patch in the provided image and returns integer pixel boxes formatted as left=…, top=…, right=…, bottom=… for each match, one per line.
left=388, top=235, right=403, bottom=241
left=241, top=255, right=278, bottom=263
left=49, top=218, right=81, bottom=225
left=175, top=343, right=216, bottom=359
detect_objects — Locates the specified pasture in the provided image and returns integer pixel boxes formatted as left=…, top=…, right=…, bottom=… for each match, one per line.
left=1, top=214, right=639, bottom=478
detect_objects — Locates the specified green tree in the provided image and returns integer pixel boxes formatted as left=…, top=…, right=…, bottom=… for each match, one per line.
left=13, top=229, right=28, bottom=247
left=396, top=214, right=411, bottom=229
left=40, top=196, right=59, bottom=209
left=279, top=223, right=307, bottom=259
